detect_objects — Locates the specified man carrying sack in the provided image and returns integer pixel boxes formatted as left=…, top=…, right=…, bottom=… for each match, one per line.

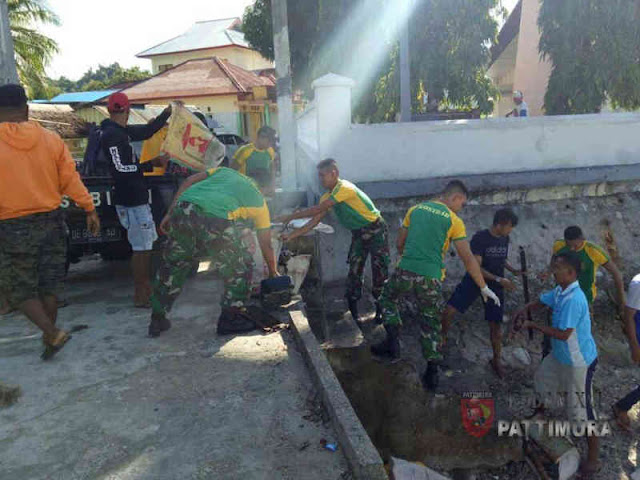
left=101, top=93, right=172, bottom=308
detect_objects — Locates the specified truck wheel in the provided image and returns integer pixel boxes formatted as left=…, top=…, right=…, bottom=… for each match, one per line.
left=100, top=241, right=132, bottom=261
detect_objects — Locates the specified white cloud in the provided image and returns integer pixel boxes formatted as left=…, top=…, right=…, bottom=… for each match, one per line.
left=42, top=0, right=256, bottom=80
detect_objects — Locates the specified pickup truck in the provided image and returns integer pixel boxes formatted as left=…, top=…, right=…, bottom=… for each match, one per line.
left=62, top=174, right=179, bottom=265
left=62, top=128, right=239, bottom=267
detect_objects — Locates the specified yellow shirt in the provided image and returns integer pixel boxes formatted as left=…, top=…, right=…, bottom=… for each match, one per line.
left=319, top=179, right=380, bottom=230
left=552, top=240, right=610, bottom=303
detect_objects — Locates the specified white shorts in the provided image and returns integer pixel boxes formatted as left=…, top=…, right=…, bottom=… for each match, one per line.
left=534, top=354, right=598, bottom=422
left=116, top=204, right=158, bottom=252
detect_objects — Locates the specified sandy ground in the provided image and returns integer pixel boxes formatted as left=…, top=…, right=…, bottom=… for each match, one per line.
left=0, top=257, right=349, bottom=480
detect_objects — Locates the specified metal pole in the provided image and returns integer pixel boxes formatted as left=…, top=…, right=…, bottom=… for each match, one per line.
left=399, top=1, right=411, bottom=123
left=271, top=0, right=297, bottom=190
left=0, top=0, right=19, bottom=85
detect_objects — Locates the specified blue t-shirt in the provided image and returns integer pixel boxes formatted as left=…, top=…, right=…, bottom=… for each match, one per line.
left=470, top=229, right=509, bottom=277
left=540, top=281, right=598, bottom=367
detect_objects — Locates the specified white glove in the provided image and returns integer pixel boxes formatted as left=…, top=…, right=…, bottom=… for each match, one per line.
left=481, top=286, right=501, bottom=307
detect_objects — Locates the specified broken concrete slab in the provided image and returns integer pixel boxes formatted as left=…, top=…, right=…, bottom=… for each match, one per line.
left=289, top=310, right=388, bottom=480
left=390, top=457, right=451, bottom=480
left=528, top=422, right=580, bottom=480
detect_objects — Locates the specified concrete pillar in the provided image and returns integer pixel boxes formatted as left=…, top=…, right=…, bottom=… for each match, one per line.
left=0, top=0, right=19, bottom=85
left=399, top=1, right=412, bottom=123
left=312, top=73, right=355, bottom=161
left=271, top=0, right=298, bottom=190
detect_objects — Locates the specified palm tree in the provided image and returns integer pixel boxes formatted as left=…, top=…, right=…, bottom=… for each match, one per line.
left=7, top=0, right=59, bottom=98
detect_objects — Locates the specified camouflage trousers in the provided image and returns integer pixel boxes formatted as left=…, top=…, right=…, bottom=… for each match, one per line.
left=346, top=218, right=390, bottom=302
left=150, top=202, right=253, bottom=315
left=379, top=269, right=445, bottom=361
left=0, top=209, right=67, bottom=307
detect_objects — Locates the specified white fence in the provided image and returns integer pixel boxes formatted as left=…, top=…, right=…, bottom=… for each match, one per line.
left=297, top=73, right=640, bottom=189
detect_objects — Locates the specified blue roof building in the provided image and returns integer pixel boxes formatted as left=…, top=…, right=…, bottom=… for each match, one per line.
left=48, top=90, right=117, bottom=105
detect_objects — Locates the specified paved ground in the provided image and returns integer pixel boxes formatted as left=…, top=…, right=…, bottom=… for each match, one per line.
left=0, top=257, right=349, bottom=480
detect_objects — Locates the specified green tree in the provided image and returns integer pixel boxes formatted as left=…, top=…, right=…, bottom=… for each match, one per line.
left=8, top=0, right=60, bottom=99
left=539, top=0, right=640, bottom=114
left=47, top=63, right=151, bottom=95
left=374, top=0, right=502, bottom=121
left=242, top=0, right=501, bottom=121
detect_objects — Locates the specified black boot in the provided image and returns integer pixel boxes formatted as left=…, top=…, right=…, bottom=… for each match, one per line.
left=370, top=324, right=400, bottom=362
left=217, top=307, right=256, bottom=335
left=422, top=362, right=439, bottom=391
left=149, top=312, right=169, bottom=338
left=347, top=297, right=360, bottom=323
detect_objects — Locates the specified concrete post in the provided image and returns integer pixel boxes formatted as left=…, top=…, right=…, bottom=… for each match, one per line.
left=271, top=0, right=297, bottom=190
left=312, top=73, right=354, bottom=162
left=0, top=0, right=19, bottom=85
left=399, top=2, right=411, bottom=123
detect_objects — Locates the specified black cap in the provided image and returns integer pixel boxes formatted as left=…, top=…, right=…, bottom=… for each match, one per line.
left=0, top=84, right=28, bottom=108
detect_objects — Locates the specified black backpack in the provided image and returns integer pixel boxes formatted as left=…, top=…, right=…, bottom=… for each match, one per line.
left=81, top=124, right=110, bottom=177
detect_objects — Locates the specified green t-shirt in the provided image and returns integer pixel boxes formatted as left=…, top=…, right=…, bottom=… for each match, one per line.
left=319, top=179, right=380, bottom=230
left=553, top=240, right=610, bottom=303
left=398, top=201, right=467, bottom=280
left=179, top=167, right=271, bottom=230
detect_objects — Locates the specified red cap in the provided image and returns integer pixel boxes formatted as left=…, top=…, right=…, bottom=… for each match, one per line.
left=107, top=92, right=130, bottom=113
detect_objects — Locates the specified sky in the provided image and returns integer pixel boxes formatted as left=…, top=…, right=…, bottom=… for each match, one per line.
left=42, top=0, right=520, bottom=81
left=43, top=0, right=255, bottom=80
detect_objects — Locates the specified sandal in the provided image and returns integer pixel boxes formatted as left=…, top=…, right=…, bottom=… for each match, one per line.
left=41, top=330, right=71, bottom=361
left=611, top=404, right=632, bottom=432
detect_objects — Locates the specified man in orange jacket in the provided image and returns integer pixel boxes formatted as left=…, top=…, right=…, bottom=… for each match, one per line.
left=0, top=84, right=100, bottom=360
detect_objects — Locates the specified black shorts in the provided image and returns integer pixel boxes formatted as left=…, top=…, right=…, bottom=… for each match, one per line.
left=447, top=275, right=504, bottom=324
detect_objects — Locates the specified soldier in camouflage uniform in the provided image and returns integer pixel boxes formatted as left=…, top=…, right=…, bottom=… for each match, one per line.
left=372, top=181, right=501, bottom=391
left=277, top=159, right=389, bottom=323
left=149, top=167, right=277, bottom=337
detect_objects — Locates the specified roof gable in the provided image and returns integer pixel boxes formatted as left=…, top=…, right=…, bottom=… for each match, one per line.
left=137, top=18, right=249, bottom=58
left=490, top=0, right=523, bottom=65
left=121, top=57, right=275, bottom=103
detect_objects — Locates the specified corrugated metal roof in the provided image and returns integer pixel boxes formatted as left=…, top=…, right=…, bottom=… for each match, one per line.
left=121, top=57, right=275, bottom=103
left=48, top=90, right=117, bottom=104
left=136, top=18, right=248, bottom=58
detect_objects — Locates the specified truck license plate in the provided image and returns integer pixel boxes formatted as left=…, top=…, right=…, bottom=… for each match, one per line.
left=70, top=226, right=122, bottom=244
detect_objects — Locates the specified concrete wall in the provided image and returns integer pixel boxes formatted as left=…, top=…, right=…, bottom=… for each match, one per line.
left=148, top=47, right=273, bottom=74
left=306, top=74, right=640, bottom=188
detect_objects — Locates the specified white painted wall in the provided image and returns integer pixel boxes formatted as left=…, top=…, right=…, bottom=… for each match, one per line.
left=304, top=74, right=640, bottom=187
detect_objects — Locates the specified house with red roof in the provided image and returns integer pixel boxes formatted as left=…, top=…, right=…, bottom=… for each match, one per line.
left=131, top=18, right=276, bottom=138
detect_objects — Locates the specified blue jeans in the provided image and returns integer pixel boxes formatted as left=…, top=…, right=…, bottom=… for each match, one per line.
left=116, top=204, right=157, bottom=252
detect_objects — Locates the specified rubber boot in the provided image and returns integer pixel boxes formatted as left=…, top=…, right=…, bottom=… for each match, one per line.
left=370, top=324, right=401, bottom=362
left=132, top=252, right=152, bottom=308
left=422, top=362, right=439, bottom=391
left=149, top=312, right=170, bottom=337
left=347, top=297, right=360, bottom=324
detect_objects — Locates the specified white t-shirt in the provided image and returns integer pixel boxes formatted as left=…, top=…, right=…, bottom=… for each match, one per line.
left=516, top=101, right=529, bottom=117
left=627, top=273, right=640, bottom=310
